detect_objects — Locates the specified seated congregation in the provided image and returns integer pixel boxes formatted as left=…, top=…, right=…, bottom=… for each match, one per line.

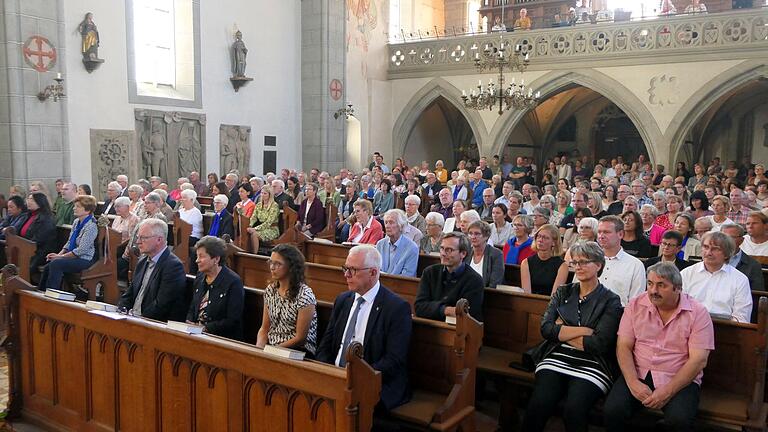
left=2, top=151, right=768, bottom=431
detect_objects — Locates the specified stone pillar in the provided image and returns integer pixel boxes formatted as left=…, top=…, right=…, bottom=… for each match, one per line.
left=0, top=0, right=69, bottom=194
left=301, top=0, right=346, bottom=174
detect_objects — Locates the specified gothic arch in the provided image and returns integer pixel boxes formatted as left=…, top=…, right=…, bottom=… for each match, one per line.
left=487, top=69, right=663, bottom=164
left=392, top=78, right=488, bottom=160
left=669, top=61, right=768, bottom=163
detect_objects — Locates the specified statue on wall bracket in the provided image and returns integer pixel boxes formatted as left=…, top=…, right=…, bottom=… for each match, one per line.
left=230, top=30, right=253, bottom=92
left=78, top=12, right=104, bottom=73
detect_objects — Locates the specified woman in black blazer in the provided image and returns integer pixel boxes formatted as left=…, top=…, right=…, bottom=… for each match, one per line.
left=21, top=193, right=58, bottom=279
left=464, top=220, right=504, bottom=287
left=186, top=236, right=244, bottom=340
left=296, top=183, right=326, bottom=237
left=522, top=241, right=623, bottom=432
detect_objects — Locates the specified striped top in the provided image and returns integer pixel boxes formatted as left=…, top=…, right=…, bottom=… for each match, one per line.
left=536, top=343, right=613, bottom=394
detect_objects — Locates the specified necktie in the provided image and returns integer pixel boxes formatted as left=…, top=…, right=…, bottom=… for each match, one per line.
left=132, top=259, right=155, bottom=316
left=339, top=296, right=366, bottom=367
left=388, top=243, right=397, bottom=273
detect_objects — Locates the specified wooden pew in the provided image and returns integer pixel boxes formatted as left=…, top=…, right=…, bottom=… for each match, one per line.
left=197, top=195, right=213, bottom=212
left=2, top=276, right=382, bottom=432
left=237, top=213, right=250, bottom=250
left=314, top=203, right=338, bottom=242
left=231, top=252, right=482, bottom=430
left=64, top=225, right=123, bottom=304
left=171, top=212, right=193, bottom=274
left=3, top=227, right=36, bottom=282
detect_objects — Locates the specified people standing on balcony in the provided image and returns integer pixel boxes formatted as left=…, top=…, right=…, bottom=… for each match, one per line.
left=492, top=16, right=507, bottom=32
left=514, top=8, right=531, bottom=30
left=660, top=0, right=677, bottom=15
left=684, top=0, right=707, bottom=14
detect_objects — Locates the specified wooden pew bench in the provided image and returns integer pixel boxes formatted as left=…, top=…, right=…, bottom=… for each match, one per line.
left=4, top=276, right=382, bottom=432
left=231, top=253, right=482, bottom=431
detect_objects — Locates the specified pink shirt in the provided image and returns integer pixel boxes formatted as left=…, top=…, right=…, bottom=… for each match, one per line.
left=618, top=292, right=714, bottom=388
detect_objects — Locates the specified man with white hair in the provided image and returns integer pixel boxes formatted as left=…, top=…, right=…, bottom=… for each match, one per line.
left=727, top=188, right=750, bottom=225
left=317, top=244, right=412, bottom=411
left=224, top=173, right=240, bottom=213
left=99, top=181, right=123, bottom=215
left=188, top=171, right=207, bottom=196
left=376, top=210, right=420, bottom=277
left=118, top=219, right=187, bottom=321
left=271, top=179, right=293, bottom=210
left=116, top=175, right=129, bottom=197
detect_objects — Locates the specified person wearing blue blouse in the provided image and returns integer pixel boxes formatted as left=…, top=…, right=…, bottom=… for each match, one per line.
left=373, top=179, right=395, bottom=215
left=39, top=195, right=99, bottom=291
left=376, top=209, right=419, bottom=277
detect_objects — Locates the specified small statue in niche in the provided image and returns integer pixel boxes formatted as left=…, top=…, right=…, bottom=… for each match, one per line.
left=230, top=30, right=253, bottom=91
left=78, top=12, right=105, bottom=72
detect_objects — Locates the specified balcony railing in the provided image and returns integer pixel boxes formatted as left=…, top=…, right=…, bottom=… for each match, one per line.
left=387, top=7, right=768, bottom=78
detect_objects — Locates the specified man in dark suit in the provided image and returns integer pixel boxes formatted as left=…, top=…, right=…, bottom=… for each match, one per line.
left=98, top=181, right=122, bottom=216
left=723, top=224, right=764, bottom=292
left=116, top=175, right=130, bottom=198
left=118, top=219, right=188, bottom=321
left=316, top=244, right=412, bottom=412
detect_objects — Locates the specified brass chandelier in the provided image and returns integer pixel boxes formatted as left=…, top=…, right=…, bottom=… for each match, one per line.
left=461, top=38, right=540, bottom=115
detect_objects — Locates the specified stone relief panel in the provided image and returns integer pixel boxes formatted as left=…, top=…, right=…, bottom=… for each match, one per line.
left=134, top=109, right=206, bottom=183
left=90, top=129, right=134, bottom=199
left=219, top=124, right=251, bottom=176
left=648, top=74, right=679, bottom=106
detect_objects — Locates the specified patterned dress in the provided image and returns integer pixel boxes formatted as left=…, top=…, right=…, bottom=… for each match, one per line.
left=264, top=283, right=318, bottom=354
left=249, top=202, right=279, bottom=242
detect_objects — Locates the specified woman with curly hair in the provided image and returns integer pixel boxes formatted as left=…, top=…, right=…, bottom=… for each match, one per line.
left=256, top=244, right=319, bottom=356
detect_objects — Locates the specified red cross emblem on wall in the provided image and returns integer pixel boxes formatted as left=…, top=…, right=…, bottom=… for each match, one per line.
left=329, top=79, right=343, bottom=101
left=23, top=35, right=57, bottom=72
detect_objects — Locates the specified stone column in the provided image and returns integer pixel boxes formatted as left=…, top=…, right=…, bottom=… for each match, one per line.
left=0, top=0, right=70, bottom=194
left=301, top=0, right=346, bottom=174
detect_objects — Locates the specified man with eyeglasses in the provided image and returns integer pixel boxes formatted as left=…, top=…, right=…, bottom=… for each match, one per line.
left=118, top=219, right=187, bottom=321
left=415, top=232, right=484, bottom=322
left=607, top=185, right=630, bottom=215
left=316, top=245, right=412, bottom=413
left=680, top=231, right=752, bottom=322
left=631, top=180, right=652, bottom=207
left=643, top=230, right=691, bottom=271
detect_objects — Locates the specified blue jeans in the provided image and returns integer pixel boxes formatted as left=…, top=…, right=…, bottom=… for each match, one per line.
left=39, top=257, right=93, bottom=290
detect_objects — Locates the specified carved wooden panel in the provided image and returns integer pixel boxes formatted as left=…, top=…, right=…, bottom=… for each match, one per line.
left=243, top=379, right=336, bottom=432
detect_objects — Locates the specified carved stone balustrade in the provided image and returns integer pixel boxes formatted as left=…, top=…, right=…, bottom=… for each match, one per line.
left=388, top=8, right=768, bottom=79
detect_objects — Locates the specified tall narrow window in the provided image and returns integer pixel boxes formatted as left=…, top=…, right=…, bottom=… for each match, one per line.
left=127, top=0, right=201, bottom=107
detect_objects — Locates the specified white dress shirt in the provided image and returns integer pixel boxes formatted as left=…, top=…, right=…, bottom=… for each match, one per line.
left=681, top=262, right=752, bottom=323
left=580, top=248, right=646, bottom=306
left=741, top=236, right=768, bottom=257
left=335, top=282, right=380, bottom=366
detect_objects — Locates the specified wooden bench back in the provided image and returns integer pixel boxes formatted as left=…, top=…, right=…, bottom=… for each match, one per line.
left=3, top=227, right=37, bottom=282
left=237, top=213, right=250, bottom=250
left=4, top=276, right=381, bottom=432
left=172, top=212, right=192, bottom=274
left=314, top=203, right=338, bottom=241
left=77, top=225, right=123, bottom=304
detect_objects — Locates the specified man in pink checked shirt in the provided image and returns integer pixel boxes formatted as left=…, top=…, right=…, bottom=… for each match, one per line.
left=603, top=262, right=714, bottom=431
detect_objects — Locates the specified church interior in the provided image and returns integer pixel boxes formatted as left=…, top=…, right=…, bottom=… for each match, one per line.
left=1, top=0, right=768, bottom=430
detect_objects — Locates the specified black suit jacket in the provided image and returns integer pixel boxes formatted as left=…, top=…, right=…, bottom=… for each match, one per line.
left=316, top=285, right=412, bottom=411
left=23, top=213, right=58, bottom=269
left=118, top=247, right=188, bottom=322
left=736, top=252, right=763, bottom=292
left=98, top=199, right=117, bottom=216
left=186, top=266, right=244, bottom=340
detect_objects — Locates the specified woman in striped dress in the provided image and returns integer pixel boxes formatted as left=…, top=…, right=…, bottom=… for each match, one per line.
left=522, top=241, right=623, bottom=432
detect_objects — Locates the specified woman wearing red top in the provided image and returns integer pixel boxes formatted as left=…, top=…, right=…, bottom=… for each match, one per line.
left=20, top=192, right=57, bottom=281
left=650, top=194, right=682, bottom=245
left=503, top=214, right=535, bottom=264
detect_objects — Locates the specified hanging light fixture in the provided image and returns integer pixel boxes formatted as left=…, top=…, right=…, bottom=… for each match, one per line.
left=461, top=37, right=540, bottom=115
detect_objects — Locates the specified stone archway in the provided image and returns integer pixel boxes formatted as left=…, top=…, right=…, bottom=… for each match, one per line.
left=487, top=69, right=664, bottom=165
left=669, top=61, right=768, bottom=164
left=392, top=77, right=488, bottom=161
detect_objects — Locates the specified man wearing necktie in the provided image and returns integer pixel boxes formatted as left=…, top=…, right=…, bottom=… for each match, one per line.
left=316, top=244, right=412, bottom=412
left=376, top=209, right=419, bottom=277
left=118, top=219, right=187, bottom=321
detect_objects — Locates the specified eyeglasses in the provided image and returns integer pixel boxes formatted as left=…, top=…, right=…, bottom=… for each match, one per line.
left=136, top=235, right=161, bottom=242
left=267, top=259, right=284, bottom=269
left=439, top=246, right=457, bottom=254
left=660, top=242, right=680, bottom=248
left=568, top=260, right=595, bottom=267
left=341, top=266, right=373, bottom=276
left=468, top=231, right=483, bottom=237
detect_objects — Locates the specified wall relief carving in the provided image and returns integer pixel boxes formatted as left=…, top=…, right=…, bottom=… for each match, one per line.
left=89, top=129, right=134, bottom=199
left=648, top=74, right=679, bottom=106
left=219, top=124, right=251, bottom=176
left=134, top=109, right=206, bottom=183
